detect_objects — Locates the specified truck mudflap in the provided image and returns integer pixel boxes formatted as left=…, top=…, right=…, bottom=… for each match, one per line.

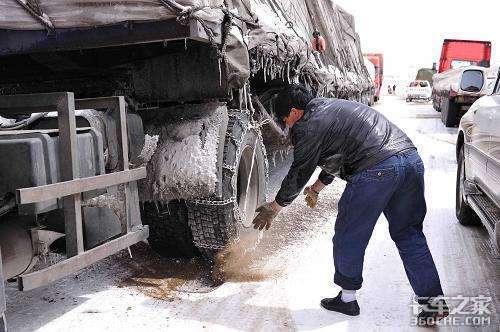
left=0, top=93, right=148, bottom=292
left=140, top=103, right=229, bottom=203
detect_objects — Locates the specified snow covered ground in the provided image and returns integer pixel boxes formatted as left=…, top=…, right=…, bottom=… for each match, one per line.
left=5, top=96, right=499, bottom=331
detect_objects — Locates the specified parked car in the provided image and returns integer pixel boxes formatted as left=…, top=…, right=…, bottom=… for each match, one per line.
left=456, top=68, right=500, bottom=252
left=405, top=80, right=432, bottom=102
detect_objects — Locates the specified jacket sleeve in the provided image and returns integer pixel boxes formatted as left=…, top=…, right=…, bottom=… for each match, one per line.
left=275, top=129, right=323, bottom=207
left=318, top=170, right=335, bottom=185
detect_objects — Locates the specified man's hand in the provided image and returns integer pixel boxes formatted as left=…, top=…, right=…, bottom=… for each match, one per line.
left=252, top=202, right=280, bottom=231
left=303, top=186, right=319, bottom=208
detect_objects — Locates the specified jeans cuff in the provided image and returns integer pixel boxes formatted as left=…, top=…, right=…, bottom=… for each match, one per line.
left=334, top=272, right=362, bottom=291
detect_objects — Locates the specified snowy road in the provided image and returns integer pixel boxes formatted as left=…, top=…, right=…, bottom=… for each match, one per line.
left=5, top=96, right=500, bottom=331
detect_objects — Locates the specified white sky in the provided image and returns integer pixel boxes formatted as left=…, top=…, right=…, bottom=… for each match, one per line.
left=336, top=0, right=500, bottom=81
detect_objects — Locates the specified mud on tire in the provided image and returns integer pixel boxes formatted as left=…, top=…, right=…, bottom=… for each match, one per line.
left=187, top=111, right=268, bottom=259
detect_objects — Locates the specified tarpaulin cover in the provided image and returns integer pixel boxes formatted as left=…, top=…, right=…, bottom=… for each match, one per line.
left=0, top=0, right=224, bottom=29
left=243, top=0, right=373, bottom=96
left=0, top=0, right=373, bottom=97
left=433, top=66, right=498, bottom=95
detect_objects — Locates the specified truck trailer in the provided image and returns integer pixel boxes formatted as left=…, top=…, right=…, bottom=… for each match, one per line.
left=0, top=1, right=374, bottom=329
left=363, top=53, right=384, bottom=102
left=432, top=66, right=498, bottom=127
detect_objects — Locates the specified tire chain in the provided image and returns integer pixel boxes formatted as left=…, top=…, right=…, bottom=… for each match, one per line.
left=186, top=106, right=270, bottom=250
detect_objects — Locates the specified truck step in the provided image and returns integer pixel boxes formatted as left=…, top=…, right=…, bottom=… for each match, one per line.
left=468, top=194, right=499, bottom=235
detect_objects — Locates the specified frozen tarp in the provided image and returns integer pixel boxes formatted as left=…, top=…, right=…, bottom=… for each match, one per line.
left=244, top=0, right=373, bottom=97
left=432, top=66, right=493, bottom=96
left=0, top=0, right=224, bottom=29
left=0, top=0, right=373, bottom=98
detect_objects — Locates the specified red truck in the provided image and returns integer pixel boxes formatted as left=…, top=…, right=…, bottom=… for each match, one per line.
left=438, top=39, right=491, bottom=73
left=364, top=53, right=384, bottom=102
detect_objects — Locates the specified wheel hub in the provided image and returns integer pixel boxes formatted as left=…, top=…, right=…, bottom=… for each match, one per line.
left=237, top=145, right=260, bottom=228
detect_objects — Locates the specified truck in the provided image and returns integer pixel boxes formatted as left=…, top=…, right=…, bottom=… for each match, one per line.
left=364, top=53, right=384, bottom=102
left=438, top=39, right=492, bottom=73
left=0, top=1, right=374, bottom=329
left=432, top=66, right=498, bottom=127
left=416, top=63, right=437, bottom=85
left=363, top=56, right=376, bottom=105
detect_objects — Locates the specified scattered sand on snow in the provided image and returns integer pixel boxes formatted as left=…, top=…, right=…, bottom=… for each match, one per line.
left=212, top=179, right=344, bottom=284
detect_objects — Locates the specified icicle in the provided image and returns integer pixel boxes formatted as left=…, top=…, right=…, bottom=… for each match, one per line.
left=287, top=62, right=291, bottom=83
left=128, top=247, right=133, bottom=258
left=218, top=58, right=222, bottom=87
left=243, top=84, right=248, bottom=110
left=184, top=38, right=187, bottom=50
left=238, top=88, right=243, bottom=110
left=263, top=57, right=268, bottom=83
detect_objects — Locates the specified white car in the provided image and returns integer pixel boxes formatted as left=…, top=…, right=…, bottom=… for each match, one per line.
left=405, top=80, right=432, bottom=102
left=456, top=69, right=500, bottom=251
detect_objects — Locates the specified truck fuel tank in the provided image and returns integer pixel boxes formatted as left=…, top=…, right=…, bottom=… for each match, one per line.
left=0, top=219, right=34, bottom=280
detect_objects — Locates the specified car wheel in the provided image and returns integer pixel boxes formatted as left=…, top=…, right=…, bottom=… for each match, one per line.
left=456, top=146, right=480, bottom=225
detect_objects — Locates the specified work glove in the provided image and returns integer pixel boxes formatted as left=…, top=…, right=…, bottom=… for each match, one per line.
left=303, top=186, right=319, bottom=209
left=252, top=203, right=279, bottom=231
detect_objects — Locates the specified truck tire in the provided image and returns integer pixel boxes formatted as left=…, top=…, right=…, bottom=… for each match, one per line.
left=141, top=200, right=199, bottom=258
left=441, top=98, right=459, bottom=127
left=187, top=111, right=267, bottom=259
left=456, top=146, right=480, bottom=225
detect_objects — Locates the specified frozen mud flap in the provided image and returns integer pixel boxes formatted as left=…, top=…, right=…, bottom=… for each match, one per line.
left=187, top=110, right=268, bottom=258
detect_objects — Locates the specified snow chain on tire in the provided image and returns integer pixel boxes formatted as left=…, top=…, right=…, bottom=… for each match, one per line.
left=187, top=109, right=268, bottom=254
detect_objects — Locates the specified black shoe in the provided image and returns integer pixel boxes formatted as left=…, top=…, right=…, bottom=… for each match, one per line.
left=416, top=298, right=449, bottom=326
left=320, top=291, right=360, bottom=316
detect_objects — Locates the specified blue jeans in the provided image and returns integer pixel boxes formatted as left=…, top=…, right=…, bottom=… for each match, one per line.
left=333, top=149, right=443, bottom=297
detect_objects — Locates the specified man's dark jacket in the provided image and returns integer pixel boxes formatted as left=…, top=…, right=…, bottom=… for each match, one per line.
left=275, top=97, right=415, bottom=207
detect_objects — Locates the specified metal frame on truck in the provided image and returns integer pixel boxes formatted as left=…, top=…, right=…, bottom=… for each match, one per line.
left=0, top=19, right=219, bottom=57
left=0, top=93, right=148, bottom=329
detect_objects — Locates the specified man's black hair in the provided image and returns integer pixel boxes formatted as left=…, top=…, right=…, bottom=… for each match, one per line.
left=274, top=84, right=314, bottom=120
